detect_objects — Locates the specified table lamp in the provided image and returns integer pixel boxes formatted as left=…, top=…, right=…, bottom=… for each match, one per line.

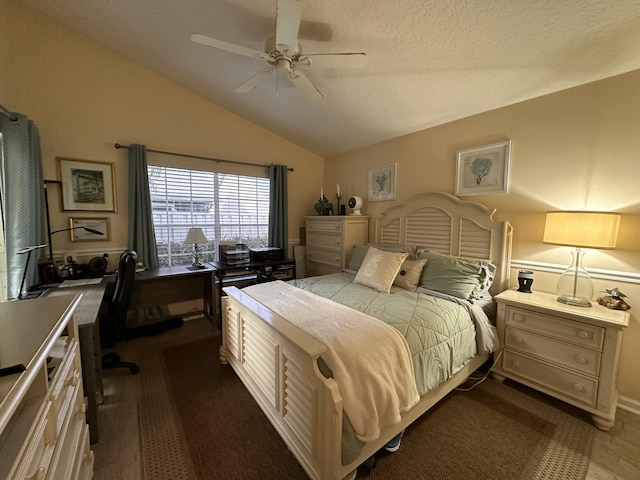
left=185, top=227, right=208, bottom=268
left=543, top=211, right=620, bottom=307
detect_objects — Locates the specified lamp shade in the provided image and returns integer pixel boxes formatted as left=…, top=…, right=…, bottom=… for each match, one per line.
left=543, top=211, right=620, bottom=250
left=184, top=227, right=208, bottom=244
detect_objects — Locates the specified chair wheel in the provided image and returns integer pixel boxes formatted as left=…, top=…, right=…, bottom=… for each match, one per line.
left=130, top=365, right=140, bottom=374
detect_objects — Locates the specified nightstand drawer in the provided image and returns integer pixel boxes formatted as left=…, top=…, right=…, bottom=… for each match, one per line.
left=506, top=307, right=604, bottom=349
left=307, top=232, right=343, bottom=250
left=502, top=351, right=598, bottom=407
left=505, top=326, right=601, bottom=376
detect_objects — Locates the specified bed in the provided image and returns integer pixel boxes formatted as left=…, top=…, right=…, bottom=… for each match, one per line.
left=220, top=192, right=512, bottom=480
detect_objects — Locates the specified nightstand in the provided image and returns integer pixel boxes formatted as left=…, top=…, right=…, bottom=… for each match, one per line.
left=492, top=289, right=629, bottom=430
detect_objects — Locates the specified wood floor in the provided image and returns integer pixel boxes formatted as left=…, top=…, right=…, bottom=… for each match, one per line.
left=91, top=318, right=640, bottom=480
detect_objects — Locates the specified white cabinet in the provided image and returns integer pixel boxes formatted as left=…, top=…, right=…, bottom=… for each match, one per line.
left=305, top=216, right=369, bottom=276
left=492, top=289, right=629, bottom=431
left=0, top=295, right=94, bottom=480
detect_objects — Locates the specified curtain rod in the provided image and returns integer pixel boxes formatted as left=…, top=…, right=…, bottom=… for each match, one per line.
left=114, top=143, right=293, bottom=172
left=0, top=103, right=18, bottom=122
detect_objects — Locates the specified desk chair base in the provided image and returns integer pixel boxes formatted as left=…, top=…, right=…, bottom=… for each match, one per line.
left=102, top=352, right=140, bottom=374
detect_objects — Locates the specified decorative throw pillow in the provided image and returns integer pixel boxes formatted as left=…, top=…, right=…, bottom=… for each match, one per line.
left=353, top=247, right=408, bottom=293
left=393, top=258, right=428, bottom=292
left=347, top=244, right=417, bottom=271
left=416, top=250, right=485, bottom=300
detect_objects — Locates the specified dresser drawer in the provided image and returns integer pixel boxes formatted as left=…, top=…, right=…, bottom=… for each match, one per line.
left=506, top=307, right=604, bottom=349
left=307, top=262, right=342, bottom=277
left=502, top=350, right=598, bottom=407
left=306, top=219, right=343, bottom=233
left=307, top=232, right=343, bottom=250
left=9, top=400, right=57, bottom=480
left=306, top=249, right=342, bottom=268
left=505, top=326, right=601, bottom=376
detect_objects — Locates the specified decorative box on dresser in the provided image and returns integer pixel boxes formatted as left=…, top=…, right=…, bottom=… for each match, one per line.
left=492, top=289, right=629, bottom=431
left=305, top=215, right=369, bottom=276
left=0, top=294, right=93, bottom=480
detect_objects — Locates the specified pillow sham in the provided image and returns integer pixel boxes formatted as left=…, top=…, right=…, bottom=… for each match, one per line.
left=353, top=247, right=408, bottom=293
left=416, top=250, right=485, bottom=300
left=347, top=244, right=417, bottom=271
left=393, top=258, right=428, bottom=292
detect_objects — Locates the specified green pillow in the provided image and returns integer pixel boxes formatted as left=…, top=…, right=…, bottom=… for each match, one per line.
left=417, top=251, right=485, bottom=300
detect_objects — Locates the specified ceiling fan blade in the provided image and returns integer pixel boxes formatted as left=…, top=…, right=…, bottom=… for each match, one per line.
left=235, top=68, right=276, bottom=93
left=287, top=69, right=323, bottom=101
left=297, top=52, right=367, bottom=69
left=276, top=0, right=302, bottom=54
left=191, top=34, right=269, bottom=60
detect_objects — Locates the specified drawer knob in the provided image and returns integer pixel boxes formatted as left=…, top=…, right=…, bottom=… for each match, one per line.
left=513, top=314, right=525, bottom=322
left=29, top=467, right=46, bottom=480
left=575, top=355, right=587, bottom=364
left=572, top=383, right=585, bottom=392
left=511, top=361, right=520, bottom=368
left=578, top=330, right=589, bottom=339
left=514, top=336, right=524, bottom=344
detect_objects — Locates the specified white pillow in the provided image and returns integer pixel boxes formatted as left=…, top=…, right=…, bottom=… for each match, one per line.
left=353, top=247, right=408, bottom=293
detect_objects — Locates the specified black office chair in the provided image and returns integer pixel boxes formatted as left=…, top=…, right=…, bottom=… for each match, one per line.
left=100, top=249, right=140, bottom=374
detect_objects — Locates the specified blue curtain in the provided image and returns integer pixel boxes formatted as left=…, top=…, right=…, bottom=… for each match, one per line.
left=268, top=164, right=288, bottom=251
left=0, top=113, right=44, bottom=299
left=127, top=144, right=159, bottom=269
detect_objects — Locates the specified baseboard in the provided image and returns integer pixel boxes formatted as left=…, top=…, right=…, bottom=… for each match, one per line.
left=618, top=395, right=640, bottom=417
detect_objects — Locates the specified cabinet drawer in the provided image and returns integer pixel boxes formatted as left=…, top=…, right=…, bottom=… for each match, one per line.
left=307, top=232, right=342, bottom=250
left=10, top=401, right=57, bottom=480
left=49, top=342, right=81, bottom=435
left=306, top=219, right=343, bottom=233
left=505, top=326, right=601, bottom=376
left=307, top=262, right=341, bottom=277
left=306, top=249, right=342, bottom=268
left=506, top=307, right=604, bottom=349
left=502, top=351, right=598, bottom=407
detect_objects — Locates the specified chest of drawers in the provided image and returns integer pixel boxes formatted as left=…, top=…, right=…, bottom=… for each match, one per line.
left=0, top=295, right=93, bottom=480
left=305, top=216, right=369, bottom=276
left=492, top=289, right=629, bottom=431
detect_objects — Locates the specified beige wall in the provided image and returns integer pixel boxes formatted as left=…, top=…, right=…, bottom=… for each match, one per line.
left=3, top=1, right=640, bottom=405
left=0, top=0, right=323, bottom=265
left=326, top=71, right=640, bottom=403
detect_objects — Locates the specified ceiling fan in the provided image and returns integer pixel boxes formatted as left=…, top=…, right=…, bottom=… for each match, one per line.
left=191, top=0, right=366, bottom=101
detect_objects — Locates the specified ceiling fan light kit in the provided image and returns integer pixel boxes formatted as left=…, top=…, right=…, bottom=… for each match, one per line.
left=191, top=0, right=366, bottom=101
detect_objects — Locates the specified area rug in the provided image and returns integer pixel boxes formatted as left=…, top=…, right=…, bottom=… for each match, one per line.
left=137, top=322, right=595, bottom=480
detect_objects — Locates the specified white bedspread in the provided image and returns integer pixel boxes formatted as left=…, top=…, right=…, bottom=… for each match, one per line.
left=242, top=281, right=420, bottom=442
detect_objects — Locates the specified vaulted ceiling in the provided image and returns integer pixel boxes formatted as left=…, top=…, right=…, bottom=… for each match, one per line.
left=19, top=0, right=640, bottom=157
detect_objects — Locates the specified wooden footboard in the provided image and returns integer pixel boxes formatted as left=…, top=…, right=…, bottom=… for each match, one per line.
left=221, top=286, right=490, bottom=480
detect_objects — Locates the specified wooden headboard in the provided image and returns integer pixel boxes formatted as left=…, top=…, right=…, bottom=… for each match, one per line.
left=373, top=192, right=513, bottom=294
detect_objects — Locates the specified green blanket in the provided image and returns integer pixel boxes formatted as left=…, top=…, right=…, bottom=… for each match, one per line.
left=289, top=272, right=478, bottom=396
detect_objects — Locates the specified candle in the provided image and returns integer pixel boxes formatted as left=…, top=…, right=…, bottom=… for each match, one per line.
left=336, top=184, right=340, bottom=197
left=320, top=188, right=324, bottom=199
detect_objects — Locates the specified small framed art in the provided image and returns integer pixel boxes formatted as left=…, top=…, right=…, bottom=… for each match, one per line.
left=69, top=217, right=110, bottom=241
left=58, top=157, right=117, bottom=211
left=454, top=141, right=511, bottom=196
left=368, top=163, right=397, bottom=201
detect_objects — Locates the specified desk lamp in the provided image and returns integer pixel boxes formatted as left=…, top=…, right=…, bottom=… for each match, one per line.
left=543, top=211, right=620, bottom=307
left=16, top=244, right=47, bottom=299
left=185, top=227, right=208, bottom=268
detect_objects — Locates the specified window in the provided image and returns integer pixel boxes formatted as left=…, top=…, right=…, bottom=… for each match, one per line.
left=148, top=165, right=270, bottom=267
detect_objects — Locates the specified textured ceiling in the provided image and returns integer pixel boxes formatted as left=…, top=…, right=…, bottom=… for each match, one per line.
left=18, top=0, right=640, bottom=157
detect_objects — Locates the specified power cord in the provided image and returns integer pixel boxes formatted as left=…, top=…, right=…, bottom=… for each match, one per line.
left=454, top=349, right=504, bottom=392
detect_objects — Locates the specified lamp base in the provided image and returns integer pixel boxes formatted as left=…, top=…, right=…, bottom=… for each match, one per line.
left=557, top=294, right=592, bottom=307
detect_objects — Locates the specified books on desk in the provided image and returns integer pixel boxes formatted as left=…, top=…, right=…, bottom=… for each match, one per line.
left=58, top=278, right=103, bottom=288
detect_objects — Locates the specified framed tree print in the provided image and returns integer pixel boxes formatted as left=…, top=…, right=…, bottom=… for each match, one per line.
left=454, top=141, right=511, bottom=196
left=368, top=163, right=397, bottom=201
left=58, top=157, right=117, bottom=211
